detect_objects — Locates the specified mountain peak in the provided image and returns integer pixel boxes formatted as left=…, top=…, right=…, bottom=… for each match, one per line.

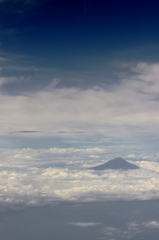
left=89, top=157, right=139, bottom=170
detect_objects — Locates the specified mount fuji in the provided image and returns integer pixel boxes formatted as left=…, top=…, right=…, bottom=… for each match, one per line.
left=89, top=157, right=139, bottom=170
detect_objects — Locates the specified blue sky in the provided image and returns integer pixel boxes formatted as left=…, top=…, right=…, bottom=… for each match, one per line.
left=1, top=0, right=159, bottom=82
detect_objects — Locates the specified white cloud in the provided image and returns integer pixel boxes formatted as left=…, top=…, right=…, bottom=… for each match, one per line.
left=0, top=62, right=159, bottom=140
left=0, top=147, right=159, bottom=206
left=89, top=155, right=100, bottom=158
left=69, top=222, right=101, bottom=227
left=127, top=154, right=136, bottom=158
left=0, top=77, right=18, bottom=86
left=143, top=221, right=159, bottom=228
left=46, top=147, right=105, bottom=154
left=45, top=78, right=60, bottom=90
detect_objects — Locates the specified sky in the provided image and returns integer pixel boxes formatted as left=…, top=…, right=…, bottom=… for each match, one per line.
left=1, top=0, right=159, bottom=239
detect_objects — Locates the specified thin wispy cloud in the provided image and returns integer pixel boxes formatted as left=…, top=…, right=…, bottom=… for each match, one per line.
left=143, top=221, right=159, bottom=229
left=101, top=220, right=159, bottom=239
left=0, top=62, right=159, bottom=142
left=0, top=76, right=19, bottom=85
left=69, top=222, right=101, bottom=227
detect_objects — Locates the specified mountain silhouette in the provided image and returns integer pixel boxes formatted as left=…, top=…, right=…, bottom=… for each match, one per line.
left=89, top=157, right=139, bottom=170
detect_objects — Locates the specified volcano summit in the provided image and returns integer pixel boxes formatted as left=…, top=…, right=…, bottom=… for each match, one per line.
left=89, top=157, right=139, bottom=170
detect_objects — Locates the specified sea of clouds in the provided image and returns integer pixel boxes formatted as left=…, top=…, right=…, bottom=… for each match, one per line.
left=0, top=147, right=159, bottom=206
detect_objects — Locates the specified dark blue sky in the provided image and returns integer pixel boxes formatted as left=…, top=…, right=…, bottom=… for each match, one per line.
left=1, top=0, right=159, bottom=78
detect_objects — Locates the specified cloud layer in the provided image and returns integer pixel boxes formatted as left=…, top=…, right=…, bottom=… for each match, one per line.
left=0, top=62, right=159, bottom=142
left=0, top=147, right=159, bottom=206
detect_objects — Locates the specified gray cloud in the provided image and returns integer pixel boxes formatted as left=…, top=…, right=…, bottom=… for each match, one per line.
left=69, top=222, right=101, bottom=227
left=101, top=226, right=130, bottom=239
left=101, top=220, right=159, bottom=239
